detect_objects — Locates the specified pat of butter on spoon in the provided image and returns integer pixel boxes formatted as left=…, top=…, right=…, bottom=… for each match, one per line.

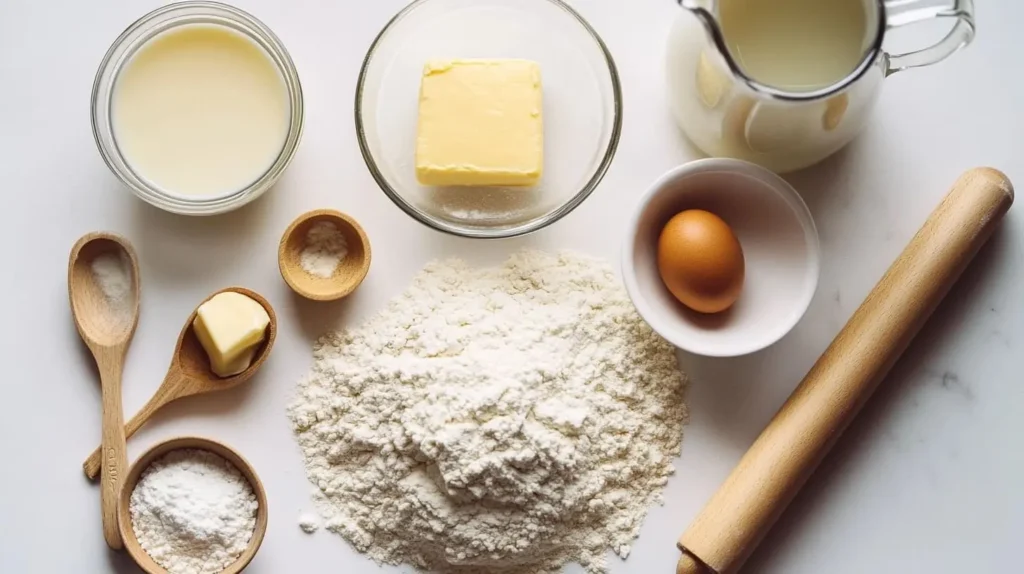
left=193, top=291, right=271, bottom=377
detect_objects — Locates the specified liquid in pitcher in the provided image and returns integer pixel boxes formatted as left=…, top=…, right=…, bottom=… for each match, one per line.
left=720, top=0, right=870, bottom=92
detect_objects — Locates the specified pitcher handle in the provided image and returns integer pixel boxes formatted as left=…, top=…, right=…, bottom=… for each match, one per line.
left=884, top=0, right=976, bottom=75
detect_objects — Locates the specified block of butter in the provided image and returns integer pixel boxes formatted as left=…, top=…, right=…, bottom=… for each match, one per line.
left=192, top=291, right=270, bottom=377
left=415, top=59, right=543, bottom=187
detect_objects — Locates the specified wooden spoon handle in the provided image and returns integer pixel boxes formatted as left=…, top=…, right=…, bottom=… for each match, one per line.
left=96, top=353, right=127, bottom=550
left=677, top=168, right=1014, bottom=574
left=83, top=373, right=185, bottom=480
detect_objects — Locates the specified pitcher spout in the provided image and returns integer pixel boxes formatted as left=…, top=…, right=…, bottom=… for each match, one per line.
left=677, top=0, right=726, bottom=55
left=678, top=0, right=716, bottom=21
left=678, top=0, right=713, bottom=10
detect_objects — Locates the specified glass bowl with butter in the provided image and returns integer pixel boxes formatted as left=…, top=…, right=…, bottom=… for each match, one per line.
left=91, top=1, right=304, bottom=215
left=356, top=0, right=622, bottom=238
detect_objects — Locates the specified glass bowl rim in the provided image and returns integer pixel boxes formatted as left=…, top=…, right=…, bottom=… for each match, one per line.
left=354, top=0, right=623, bottom=239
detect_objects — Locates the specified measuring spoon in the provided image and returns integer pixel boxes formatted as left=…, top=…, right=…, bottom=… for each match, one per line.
left=82, top=286, right=277, bottom=480
left=69, top=232, right=141, bottom=549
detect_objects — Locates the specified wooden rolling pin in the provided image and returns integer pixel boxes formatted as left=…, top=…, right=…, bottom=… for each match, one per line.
left=677, top=167, right=1014, bottom=574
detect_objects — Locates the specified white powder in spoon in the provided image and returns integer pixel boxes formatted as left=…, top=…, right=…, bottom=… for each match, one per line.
left=91, top=252, right=132, bottom=316
left=300, top=221, right=348, bottom=278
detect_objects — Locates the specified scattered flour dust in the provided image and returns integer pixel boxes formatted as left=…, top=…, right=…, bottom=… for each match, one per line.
left=288, top=250, right=688, bottom=573
left=298, top=512, right=320, bottom=534
left=129, top=449, right=258, bottom=574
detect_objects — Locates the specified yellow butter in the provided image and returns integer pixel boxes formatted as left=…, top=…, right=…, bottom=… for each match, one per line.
left=192, top=291, right=270, bottom=377
left=415, top=59, right=543, bottom=187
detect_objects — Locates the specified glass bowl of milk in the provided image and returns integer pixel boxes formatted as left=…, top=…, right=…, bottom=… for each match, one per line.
left=92, top=1, right=304, bottom=215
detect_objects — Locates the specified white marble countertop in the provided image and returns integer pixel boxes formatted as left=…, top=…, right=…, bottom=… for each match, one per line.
left=2, top=0, right=1022, bottom=572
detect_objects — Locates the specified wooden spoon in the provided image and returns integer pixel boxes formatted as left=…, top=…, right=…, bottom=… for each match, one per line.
left=82, top=286, right=276, bottom=480
left=69, top=232, right=141, bottom=550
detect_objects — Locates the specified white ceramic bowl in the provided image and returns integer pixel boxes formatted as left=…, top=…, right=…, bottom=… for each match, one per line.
left=622, top=158, right=820, bottom=357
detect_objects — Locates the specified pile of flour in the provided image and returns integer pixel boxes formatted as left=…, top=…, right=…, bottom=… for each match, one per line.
left=288, top=250, right=688, bottom=573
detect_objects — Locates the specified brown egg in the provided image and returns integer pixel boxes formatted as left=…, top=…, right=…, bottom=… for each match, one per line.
left=657, top=209, right=745, bottom=314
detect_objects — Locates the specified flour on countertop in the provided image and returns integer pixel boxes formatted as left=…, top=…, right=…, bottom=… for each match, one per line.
left=300, top=221, right=347, bottom=278
left=298, top=512, right=320, bottom=534
left=129, top=449, right=258, bottom=574
left=288, top=250, right=688, bottom=573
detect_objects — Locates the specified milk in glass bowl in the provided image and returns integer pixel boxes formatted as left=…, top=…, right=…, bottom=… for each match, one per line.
left=92, top=1, right=304, bottom=215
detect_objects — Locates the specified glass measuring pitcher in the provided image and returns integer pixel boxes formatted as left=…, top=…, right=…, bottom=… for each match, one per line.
left=666, top=0, right=975, bottom=173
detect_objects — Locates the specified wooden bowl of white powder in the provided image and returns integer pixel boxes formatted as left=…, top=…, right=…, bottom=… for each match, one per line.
left=278, top=209, right=371, bottom=301
left=118, top=437, right=268, bottom=574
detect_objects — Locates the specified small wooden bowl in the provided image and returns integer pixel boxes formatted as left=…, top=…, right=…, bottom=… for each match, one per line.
left=278, top=209, right=371, bottom=301
left=118, top=437, right=269, bottom=574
